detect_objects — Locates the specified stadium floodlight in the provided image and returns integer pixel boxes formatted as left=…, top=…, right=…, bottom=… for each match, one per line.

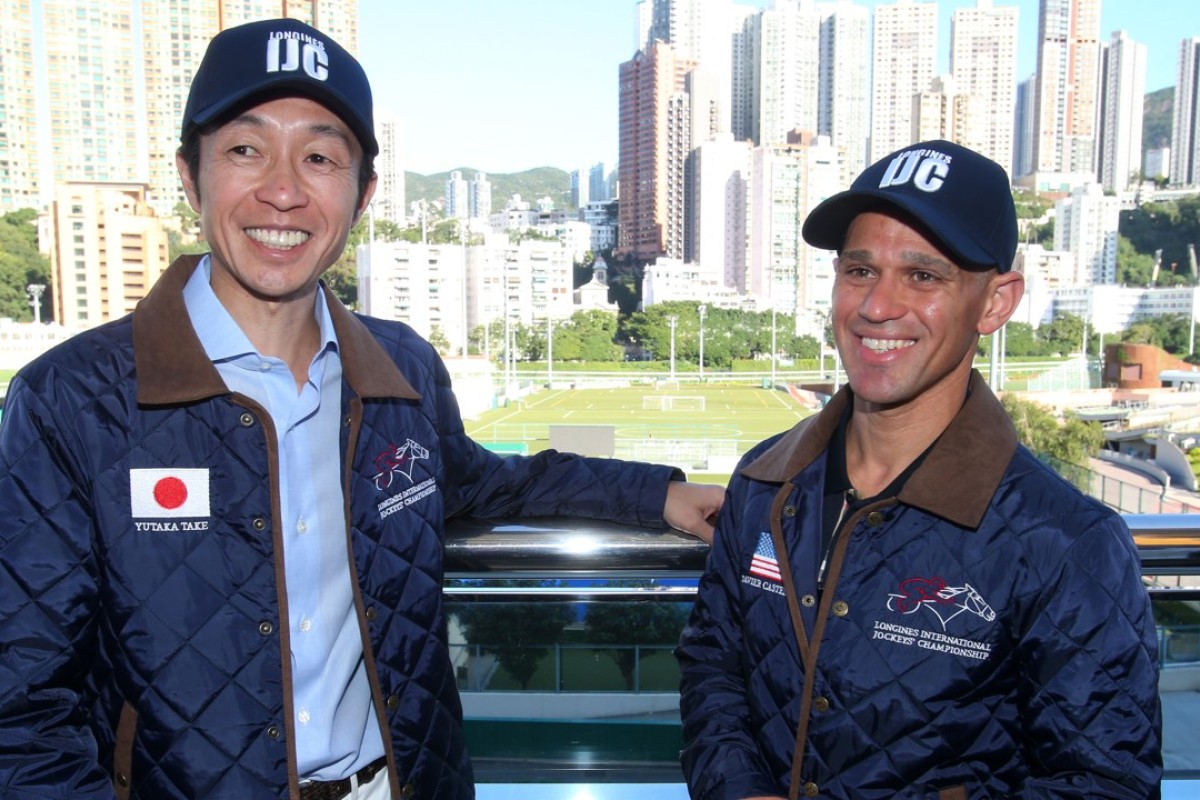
left=698, top=304, right=707, bottom=380
left=667, top=315, right=679, bottom=381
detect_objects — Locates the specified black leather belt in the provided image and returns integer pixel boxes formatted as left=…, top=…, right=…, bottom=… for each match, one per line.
left=298, top=757, right=388, bottom=800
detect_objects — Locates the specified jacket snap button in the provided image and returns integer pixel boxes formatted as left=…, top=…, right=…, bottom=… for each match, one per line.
left=832, top=600, right=849, bottom=617
left=116, top=773, right=129, bottom=787
left=387, top=694, right=400, bottom=711
left=365, top=607, right=378, bottom=622
left=259, top=621, right=274, bottom=635
left=239, top=412, right=255, bottom=427
left=252, top=517, right=267, bottom=531
left=266, top=725, right=280, bottom=739
left=400, top=784, right=416, bottom=799
left=867, top=511, right=884, bottom=526
left=783, top=506, right=796, bottom=517
left=803, top=781, right=819, bottom=797
left=813, top=696, right=830, bottom=712
left=343, top=414, right=353, bottom=427
left=801, top=594, right=816, bottom=607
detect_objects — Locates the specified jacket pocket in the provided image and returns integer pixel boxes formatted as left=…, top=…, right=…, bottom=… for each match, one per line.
left=113, top=701, right=137, bottom=800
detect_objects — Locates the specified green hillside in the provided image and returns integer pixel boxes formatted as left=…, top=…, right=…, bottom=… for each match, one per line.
left=406, top=166, right=574, bottom=213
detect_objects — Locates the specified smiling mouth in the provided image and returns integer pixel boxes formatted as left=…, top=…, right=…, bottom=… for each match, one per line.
left=246, top=228, right=310, bottom=249
left=862, top=337, right=915, bottom=352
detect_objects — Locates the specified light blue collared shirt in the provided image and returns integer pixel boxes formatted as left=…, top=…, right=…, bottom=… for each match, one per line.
left=183, top=257, right=384, bottom=780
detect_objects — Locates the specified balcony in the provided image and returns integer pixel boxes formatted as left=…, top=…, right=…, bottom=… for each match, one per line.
left=444, top=514, right=1200, bottom=799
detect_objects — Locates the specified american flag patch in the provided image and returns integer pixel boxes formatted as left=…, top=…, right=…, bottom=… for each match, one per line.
left=749, top=531, right=782, bottom=583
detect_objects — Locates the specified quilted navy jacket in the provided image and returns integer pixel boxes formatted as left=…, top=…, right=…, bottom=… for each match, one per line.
left=677, top=374, right=1161, bottom=800
left=0, top=256, right=679, bottom=800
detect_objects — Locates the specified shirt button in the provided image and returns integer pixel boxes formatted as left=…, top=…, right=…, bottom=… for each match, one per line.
left=803, top=781, right=819, bottom=797
left=867, top=511, right=884, bottom=526
left=387, top=694, right=400, bottom=711
left=266, top=725, right=280, bottom=740
left=298, top=707, right=310, bottom=726
left=239, top=412, right=255, bottom=427
left=299, top=616, right=312, bottom=633
left=259, top=362, right=271, bottom=371
left=297, top=518, right=308, bottom=534
left=259, top=621, right=274, bottom=635
left=801, top=594, right=816, bottom=607
left=831, top=600, right=849, bottom=617
left=813, top=696, right=830, bottom=712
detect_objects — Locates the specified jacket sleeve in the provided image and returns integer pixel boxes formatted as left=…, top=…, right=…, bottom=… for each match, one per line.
left=1015, top=511, right=1162, bottom=799
left=429, top=355, right=682, bottom=527
left=676, top=475, right=783, bottom=800
left=0, top=376, right=114, bottom=799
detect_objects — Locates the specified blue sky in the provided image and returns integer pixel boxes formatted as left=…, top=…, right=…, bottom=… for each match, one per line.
left=359, top=0, right=1196, bottom=175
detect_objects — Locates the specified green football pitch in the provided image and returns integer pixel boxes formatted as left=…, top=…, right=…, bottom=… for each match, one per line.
left=463, top=383, right=818, bottom=484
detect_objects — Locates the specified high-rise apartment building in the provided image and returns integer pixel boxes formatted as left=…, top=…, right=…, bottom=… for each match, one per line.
left=47, top=182, right=169, bottom=329
left=1032, top=0, right=1101, bottom=175
left=0, top=0, right=37, bottom=213
left=1055, top=182, right=1119, bottom=285
left=729, top=5, right=761, bottom=143
left=912, top=75, right=970, bottom=145
left=1096, top=31, right=1147, bottom=193
left=445, top=171, right=469, bottom=220
left=870, top=0, right=937, bottom=163
left=817, top=1, right=870, bottom=181
left=1171, top=38, right=1200, bottom=187
left=373, top=111, right=406, bottom=225
left=617, top=41, right=695, bottom=262
left=758, top=0, right=820, bottom=148
left=588, top=162, right=610, bottom=203
left=470, top=172, right=493, bottom=220
left=1014, top=74, right=1036, bottom=178
left=688, top=134, right=750, bottom=286
left=950, top=0, right=1018, bottom=174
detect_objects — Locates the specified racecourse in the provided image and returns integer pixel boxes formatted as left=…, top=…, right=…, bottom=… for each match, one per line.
left=463, top=383, right=817, bottom=483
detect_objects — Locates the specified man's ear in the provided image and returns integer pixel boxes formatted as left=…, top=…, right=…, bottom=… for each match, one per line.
left=176, top=150, right=201, bottom=213
left=353, top=172, right=378, bottom=225
left=978, top=270, right=1025, bottom=336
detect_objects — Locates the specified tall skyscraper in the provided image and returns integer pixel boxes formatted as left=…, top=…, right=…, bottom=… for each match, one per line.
left=1014, top=74, right=1037, bottom=178
left=758, top=0, right=820, bottom=147
left=470, top=172, right=492, bottom=219
left=950, top=0, right=1019, bottom=174
left=729, top=5, right=761, bottom=143
left=870, top=0, right=937, bottom=162
left=1171, top=38, right=1200, bottom=187
left=1096, top=31, right=1147, bottom=193
left=817, top=1, right=870, bottom=181
left=617, top=41, right=695, bottom=262
left=1032, top=0, right=1101, bottom=175
left=374, top=112, right=405, bottom=225
left=445, top=171, right=469, bottom=220
left=0, top=0, right=38, bottom=212
left=688, top=134, right=750, bottom=283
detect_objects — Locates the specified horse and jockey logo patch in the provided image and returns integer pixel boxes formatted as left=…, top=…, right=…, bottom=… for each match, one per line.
left=373, top=439, right=438, bottom=520
left=871, top=576, right=995, bottom=662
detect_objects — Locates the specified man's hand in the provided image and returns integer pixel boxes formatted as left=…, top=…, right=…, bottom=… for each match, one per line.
left=664, top=481, right=724, bottom=544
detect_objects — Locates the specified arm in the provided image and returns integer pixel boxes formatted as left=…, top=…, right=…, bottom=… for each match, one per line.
left=676, top=479, right=785, bottom=800
left=1016, top=512, right=1161, bottom=799
left=0, top=377, right=113, bottom=798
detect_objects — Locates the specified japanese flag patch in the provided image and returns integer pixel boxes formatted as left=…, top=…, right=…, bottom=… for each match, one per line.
left=130, top=468, right=210, bottom=518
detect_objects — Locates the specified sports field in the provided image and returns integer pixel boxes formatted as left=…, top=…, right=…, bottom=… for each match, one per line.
left=464, top=383, right=817, bottom=484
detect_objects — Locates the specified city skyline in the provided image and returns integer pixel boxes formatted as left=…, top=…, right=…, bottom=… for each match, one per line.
left=361, top=0, right=1197, bottom=175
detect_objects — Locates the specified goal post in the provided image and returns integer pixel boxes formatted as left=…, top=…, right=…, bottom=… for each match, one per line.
left=641, top=395, right=706, bottom=411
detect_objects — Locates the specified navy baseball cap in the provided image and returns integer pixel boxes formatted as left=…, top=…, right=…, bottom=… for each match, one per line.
left=182, top=18, right=378, bottom=157
left=802, top=139, right=1017, bottom=272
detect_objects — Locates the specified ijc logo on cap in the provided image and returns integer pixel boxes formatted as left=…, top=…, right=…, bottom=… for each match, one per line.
left=266, top=31, right=329, bottom=81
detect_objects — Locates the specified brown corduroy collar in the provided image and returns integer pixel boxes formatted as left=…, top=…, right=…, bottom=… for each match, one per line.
left=740, top=371, right=1018, bottom=530
left=132, top=254, right=420, bottom=406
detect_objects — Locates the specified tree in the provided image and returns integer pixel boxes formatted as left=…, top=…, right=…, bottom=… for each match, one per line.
left=585, top=600, right=690, bottom=690
left=1117, top=235, right=1157, bottom=286
left=1002, top=394, right=1104, bottom=471
left=0, top=210, right=52, bottom=321
left=428, top=326, right=452, bottom=357
left=1041, top=312, right=1086, bottom=356
left=451, top=595, right=575, bottom=691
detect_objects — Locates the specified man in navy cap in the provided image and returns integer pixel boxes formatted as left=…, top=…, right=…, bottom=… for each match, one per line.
left=0, top=18, right=722, bottom=800
left=677, top=140, right=1161, bottom=799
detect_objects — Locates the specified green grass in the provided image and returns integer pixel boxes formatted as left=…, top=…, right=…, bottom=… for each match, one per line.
left=464, top=384, right=816, bottom=483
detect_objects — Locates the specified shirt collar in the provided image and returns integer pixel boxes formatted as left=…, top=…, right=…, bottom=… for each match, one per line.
left=183, top=255, right=339, bottom=365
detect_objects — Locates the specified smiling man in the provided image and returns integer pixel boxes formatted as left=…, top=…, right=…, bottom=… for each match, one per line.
left=0, top=18, right=723, bottom=800
left=677, top=140, right=1162, bottom=799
